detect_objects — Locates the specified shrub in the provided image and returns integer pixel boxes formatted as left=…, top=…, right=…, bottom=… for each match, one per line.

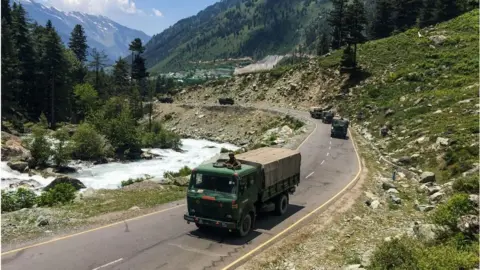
left=370, top=237, right=420, bottom=269
left=164, top=166, right=192, bottom=179
left=52, top=127, right=72, bottom=166
left=416, top=240, right=479, bottom=269
left=1, top=188, right=38, bottom=213
left=71, top=123, right=107, bottom=160
left=120, top=175, right=153, bottom=187
left=141, top=121, right=182, bottom=150
left=37, top=183, right=77, bottom=207
left=25, top=124, right=53, bottom=167
left=452, top=175, right=479, bottom=194
left=431, top=193, right=477, bottom=230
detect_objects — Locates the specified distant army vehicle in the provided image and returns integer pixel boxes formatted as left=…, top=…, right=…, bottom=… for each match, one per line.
left=184, top=147, right=301, bottom=237
left=158, top=97, right=174, bottom=103
left=309, top=107, right=324, bottom=119
left=331, top=118, right=349, bottom=139
left=322, top=111, right=335, bottom=124
left=218, top=98, right=234, bottom=105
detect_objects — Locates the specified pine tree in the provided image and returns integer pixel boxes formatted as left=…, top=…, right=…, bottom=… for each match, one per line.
left=419, top=0, right=437, bottom=27
left=344, top=0, right=367, bottom=68
left=436, top=0, right=458, bottom=21
left=68, top=24, right=88, bottom=63
left=327, top=0, right=349, bottom=50
left=1, top=14, right=20, bottom=112
left=42, top=20, right=69, bottom=128
left=392, top=0, right=421, bottom=32
left=11, top=3, right=37, bottom=116
left=88, top=48, right=108, bottom=91
left=316, top=33, right=330, bottom=56
left=128, top=38, right=145, bottom=81
left=2, top=0, right=12, bottom=23
left=113, top=57, right=130, bottom=95
left=370, top=0, right=394, bottom=39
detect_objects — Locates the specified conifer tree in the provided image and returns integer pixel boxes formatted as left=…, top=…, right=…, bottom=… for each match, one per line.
left=370, top=0, right=394, bottom=39
left=68, top=24, right=88, bottom=63
left=327, top=0, right=349, bottom=49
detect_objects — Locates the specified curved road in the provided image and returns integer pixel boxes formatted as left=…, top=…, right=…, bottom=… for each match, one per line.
left=1, top=106, right=359, bottom=270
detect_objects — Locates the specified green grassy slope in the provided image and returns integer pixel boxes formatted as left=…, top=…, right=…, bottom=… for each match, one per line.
left=141, top=0, right=331, bottom=74
left=326, top=9, right=479, bottom=181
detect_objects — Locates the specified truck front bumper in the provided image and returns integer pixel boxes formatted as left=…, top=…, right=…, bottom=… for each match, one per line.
left=184, top=214, right=236, bottom=229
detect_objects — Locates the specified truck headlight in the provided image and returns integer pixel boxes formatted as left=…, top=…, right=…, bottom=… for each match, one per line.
left=226, top=214, right=232, bottom=219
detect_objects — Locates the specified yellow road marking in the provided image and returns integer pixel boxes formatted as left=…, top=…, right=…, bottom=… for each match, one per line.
left=221, top=128, right=363, bottom=270
left=1, top=204, right=186, bottom=256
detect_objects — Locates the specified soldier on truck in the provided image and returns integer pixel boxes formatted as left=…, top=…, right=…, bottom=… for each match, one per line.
left=224, top=152, right=241, bottom=168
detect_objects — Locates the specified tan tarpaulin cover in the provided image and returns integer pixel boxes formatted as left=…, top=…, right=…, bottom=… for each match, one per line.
left=236, top=147, right=301, bottom=187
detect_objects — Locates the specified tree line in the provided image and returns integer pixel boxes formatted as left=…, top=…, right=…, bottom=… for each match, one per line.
left=1, top=0, right=181, bottom=162
left=321, top=0, right=476, bottom=68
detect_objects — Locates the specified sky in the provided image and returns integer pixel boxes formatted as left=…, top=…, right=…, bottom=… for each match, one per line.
left=39, top=0, right=219, bottom=36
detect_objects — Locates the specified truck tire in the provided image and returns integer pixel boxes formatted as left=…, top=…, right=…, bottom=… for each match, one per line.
left=195, top=223, right=207, bottom=231
left=274, top=194, right=289, bottom=216
left=237, top=213, right=252, bottom=237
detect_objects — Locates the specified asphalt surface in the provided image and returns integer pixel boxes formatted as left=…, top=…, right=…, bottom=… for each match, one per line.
left=1, top=107, right=359, bottom=270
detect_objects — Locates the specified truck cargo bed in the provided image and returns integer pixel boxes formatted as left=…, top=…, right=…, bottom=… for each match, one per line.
left=236, top=147, right=301, bottom=188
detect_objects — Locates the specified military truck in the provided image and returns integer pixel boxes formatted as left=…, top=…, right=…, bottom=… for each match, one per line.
left=218, top=98, right=234, bottom=105
left=184, top=147, right=301, bottom=237
left=331, top=118, right=349, bottom=139
left=322, top=111, right=335, bottom=124
left=309, top=107, right=324, bottom=119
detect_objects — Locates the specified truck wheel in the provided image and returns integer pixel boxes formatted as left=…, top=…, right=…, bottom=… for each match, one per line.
left=237, top=214, right=252, bottom=237
left=274, top=194, right=289, bottom=216
left=195, top=223, right=207, bottom=231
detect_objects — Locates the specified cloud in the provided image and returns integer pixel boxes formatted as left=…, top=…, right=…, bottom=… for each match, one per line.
left=152, top=8, right=163, bottom=17
left=43, top=0, right=143, bottom=15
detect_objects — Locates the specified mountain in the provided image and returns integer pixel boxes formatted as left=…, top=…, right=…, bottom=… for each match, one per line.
left=140, top=0, right=333, bottom=74
left=16, top=0, right=151, bottom=64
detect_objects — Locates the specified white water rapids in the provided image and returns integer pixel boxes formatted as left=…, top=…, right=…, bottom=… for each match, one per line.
left=1, top=139, right=239, bottom=190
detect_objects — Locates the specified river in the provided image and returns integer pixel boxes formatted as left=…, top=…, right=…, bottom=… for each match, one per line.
left=0, top=138, right=239, bottom=190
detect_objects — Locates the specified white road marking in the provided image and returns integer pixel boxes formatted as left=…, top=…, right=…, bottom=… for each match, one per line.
left=326, top=152, right=330, bottom=156
left=92, top=258, right=123, bottom=270
left=306, top=172, right=314, bottom=179
left=328, top=146, right=331, bottom=150
left=321, top=160, right=325, bottom=165
left=329, top=141, right=332, bottom=145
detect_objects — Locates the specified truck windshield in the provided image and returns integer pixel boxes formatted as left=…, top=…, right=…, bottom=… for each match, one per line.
left=190, top=173, right=237, bottom=194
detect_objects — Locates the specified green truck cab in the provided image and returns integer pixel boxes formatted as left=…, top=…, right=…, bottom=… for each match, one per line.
left=322, top=111, right=335, bottom=124
left=184, top=147, right=301, bottom=237
left=309, top=107, right=324, bottom=119
left=331, top=118, right=349, bottom=139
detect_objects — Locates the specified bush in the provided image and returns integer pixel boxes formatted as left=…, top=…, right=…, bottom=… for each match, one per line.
left=141, top=121, right=182, bottom=150
left=431, top=193, right=477, bottom=230
left=37, top=183, right=77, bottom=207
left=370, top=237, right=420, bottom=269
left=120, top=175, right=153, bottom=187
left=164, top=166, right=192, bottom=179
left=1, top=188, right=38, bottom=213
left=452, top=175, right=479, bottom=194
left=71, top=123, right=108, bottom=160
left=25, top=124, right=53, bottom=167
left=52, top=127, right=72, bottom=166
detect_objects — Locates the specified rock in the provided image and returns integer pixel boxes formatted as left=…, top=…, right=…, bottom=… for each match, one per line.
left=7, top=161, right=28, bottom=173
left=433, top=109, right=442, bottom=114
left=8, top=179, right=43, bottom=190
left=419, top=171, right=436, bottom=183
left=353, top=216, right=362, bottom=221
left=370, top=200, right=381, bottom=209
left=462, top=164, right=479, bottom=177
left=468, top=194, right=479, bottom=207
left=93, top=157, right=108, bottom=165
left=414, top=203, right=435, bottom=212
left=413, top=222, right=445, bottom=241
left=141, top=152, right=154, bottom=160
left=428, top=35, right=447, bottom=45
left=415, top=136, right=429, bottom=144
left=457, top=215, right=479, bottom=235
left=387, top=188, right=399, bottom=194
left=381, top=179, right=396, bottom=190
left=390, top=195, right=402, bottom=204
left=36, top=216, right=49, bottom=227
left=429, top=192, right=444, bottom=203
left=163, top=176, right=189, bottom=187
left=427, top=186, right=441, bottom=195
left=344, top=265, right=365, bottom=270
left=398, top=156, right=412, bottom=165
left=54, top=166, right=77, bottom=174
left=44, top=176, right=86, bottom=191
left=129, top=206, right=140, bottom=211
left=1, top=133, right=31, bottom=161
left=385, top=109, right=395, bottom=116
left=413, top=98, right=424, bottom=105
left=435, top=137, right=449, bottom=146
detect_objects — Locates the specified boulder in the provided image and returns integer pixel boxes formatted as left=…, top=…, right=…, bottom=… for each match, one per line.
left=435, top=137, right=449, bottom=146
left=457, top=215, right=479, bottom=235
left=413, top=222, right=446, bottom=241
left=36, top=216, right=49, bottom=227
left=385, top=109, right=395, bottom=116
left=44, top=176, right=86, bottom=191
left=468, top=194, right=479, bottom=207
left=8, top=179, right=43, bottom=190
left=427, top=186, right=441, bottom=195
left=398, top=156, right=412, bottom=165
left=390, top=195, right=402, bottom=204
left=428, top=35, right=447, bottom=45
left=1, top=134, right=31, bottom=162
left=429, top=192, right=444, bottom=203
left=7, top=161, right=28, bottom=173
left=419, top=172, right=436, bottom=183
left=54, top=166, right=77, bottom=174
left=414, top=203, right=435, bottom=212
left=381, top=179, right=396, bottom=190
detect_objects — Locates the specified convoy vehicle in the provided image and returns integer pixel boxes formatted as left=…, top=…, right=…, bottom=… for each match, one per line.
left=309, top=107, right=323, bottom=119
left=331, top=118, right=349, bottom=139
left=322, top=111, right=335, bottom=124
left=184, top=147, right=301, bottom=237
left=218, top=98, right=234, bottom=105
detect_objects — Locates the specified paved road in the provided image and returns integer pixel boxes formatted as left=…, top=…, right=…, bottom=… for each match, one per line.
left=1, top=107, right=359, bottom=270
